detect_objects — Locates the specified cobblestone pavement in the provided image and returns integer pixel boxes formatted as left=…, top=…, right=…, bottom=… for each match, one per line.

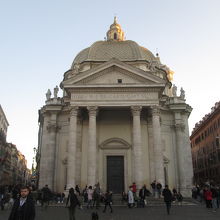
left=1, top=205, right=220, bottom=220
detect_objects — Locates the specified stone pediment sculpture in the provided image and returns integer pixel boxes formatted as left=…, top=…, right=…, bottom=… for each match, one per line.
left=62, top=58, right=167, bottom=87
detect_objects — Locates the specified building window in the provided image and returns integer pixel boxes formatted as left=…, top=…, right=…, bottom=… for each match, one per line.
left=114, top=33, right=117, bottom=40
left=117, top=79, right=122, bottom=83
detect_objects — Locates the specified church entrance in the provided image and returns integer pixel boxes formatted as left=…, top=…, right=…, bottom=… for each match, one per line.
left=107, top=156, right=124, bottom=193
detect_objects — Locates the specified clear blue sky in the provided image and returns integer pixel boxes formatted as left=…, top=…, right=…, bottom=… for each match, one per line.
left=0, top=0, right=220, bottom=167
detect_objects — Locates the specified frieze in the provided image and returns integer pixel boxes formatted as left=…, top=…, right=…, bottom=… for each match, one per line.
left=72, top=92, right=157, bottom=101
left=71, top=88, right=161, bottom=93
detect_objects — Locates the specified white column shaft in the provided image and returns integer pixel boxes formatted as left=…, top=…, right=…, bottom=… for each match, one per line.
left=66, top=107, right=78, bottom=189
left=87, top=106, right=97, bottom=186
left=152, top=106, right=164, bottom=186
left=131, top=106, right=143, bottom=189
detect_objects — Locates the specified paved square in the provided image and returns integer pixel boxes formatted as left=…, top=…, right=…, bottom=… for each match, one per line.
left=1, top=204, right=220, bottom=220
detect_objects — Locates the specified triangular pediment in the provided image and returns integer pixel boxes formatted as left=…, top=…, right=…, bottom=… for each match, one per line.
left=62, top=58, right=166, bottom=87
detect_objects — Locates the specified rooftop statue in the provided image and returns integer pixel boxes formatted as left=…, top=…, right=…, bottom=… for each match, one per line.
left=54, top=86, right=59, bottom=98
left=172, top=84, right=177, bottom=97
left=46, top=89, right=51, bottom=101
left=180, top=87, right=185, bottom=99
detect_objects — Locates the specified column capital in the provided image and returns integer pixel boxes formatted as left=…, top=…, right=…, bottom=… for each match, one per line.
left=131, top=106, right=142, bottom=116
left=151, top=105, right=160, bottom=116
left=87, top=106, right=98, bottom=116
left=70, top=106, right=79, bottom=117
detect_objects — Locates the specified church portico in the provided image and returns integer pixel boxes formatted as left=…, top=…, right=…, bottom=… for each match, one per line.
left=38, top=18, right=193, bottom=196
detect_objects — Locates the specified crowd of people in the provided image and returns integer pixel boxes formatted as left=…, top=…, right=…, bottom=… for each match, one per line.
left=192, top=184, right=220, bottom=212
left=1, top=181, right=220, bottom=219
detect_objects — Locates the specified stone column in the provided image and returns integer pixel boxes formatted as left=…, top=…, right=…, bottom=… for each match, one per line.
left=182, top=114, right=193, bottom=193
left=87, top=106, right=98, bottom=186
left=46, top=113, right=59, bottom=190
left=151, top=106, right=164, bottom=186
left=66, top=107, right=79, bottom=189
left=147, top=116, right=155, bottom=183
left=175, top=112, right=193, bottom=196
left=131, top=106, right=143, bottom=189
left=175, top=122, right=186, bottom=191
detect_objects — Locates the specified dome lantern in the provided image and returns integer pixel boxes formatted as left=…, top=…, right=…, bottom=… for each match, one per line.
left=106, top=17, right=125, bottom=41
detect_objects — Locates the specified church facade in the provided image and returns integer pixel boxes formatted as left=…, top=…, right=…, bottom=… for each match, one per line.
left=38, top=18, right=193, bottom=196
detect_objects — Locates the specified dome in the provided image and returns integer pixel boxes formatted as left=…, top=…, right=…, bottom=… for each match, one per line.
left=73, top=40, right=156, bottom=65
left=72, top=17, right=157, bottom=67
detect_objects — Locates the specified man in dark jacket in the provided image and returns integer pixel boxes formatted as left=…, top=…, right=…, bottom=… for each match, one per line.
left=41, top=184, right=51, bottom=208
left=66, top=188, right=80, bottom=220
left=8, top=186, right=35, bottom=220
left=139, top=185, right=150, bottom=207
left=103, top=190, right=113, bottom=213
left=162, top=185, right=172, bottom=215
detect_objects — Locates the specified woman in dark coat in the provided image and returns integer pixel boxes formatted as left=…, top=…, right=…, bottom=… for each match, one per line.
left=66, top=188, right=80, bottom=220
left=8, top=186, right=35, bottom=220
left=162, top=185, right=173, bottom=215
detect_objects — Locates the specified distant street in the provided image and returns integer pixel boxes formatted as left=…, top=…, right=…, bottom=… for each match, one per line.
left=1, top=205, right=220, bottom=220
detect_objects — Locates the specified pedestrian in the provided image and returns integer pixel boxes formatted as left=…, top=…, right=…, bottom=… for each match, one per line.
left=87, top=186, right=93, bottom=209
left=0, top=186, right=5, bottom=210
left=151, top=180, right=156, bottom=197
left=128, top=186, right=134, bottom=208
left=211, top=186, right=218, bottom=212
left=8, top=185, right=35, bottom=220
left=75, top=185, right=81, bottom=196
left=162, top=185, right=172, bottom=215
left=66, top=188, right=80, bottom=220
left=139, top=185, right=149, bottom=207
left=131, top=182, right=137, bottom=201
left=82, top=185, right=88, bottom=203
left=93, top=183, right=101, bottom=209
left=41, top=184, right=51, bottom=209
left=204, top=186, right=212, bottom=208
left=156, top=182, right=162, bottom=198
left=103, top=190, right=113, bottom=213
left=176, top=192, right=183, bottom=206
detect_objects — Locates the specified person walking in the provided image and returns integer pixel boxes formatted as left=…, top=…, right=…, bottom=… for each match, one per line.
left=162, top=185, right=173, bottom=215
left=92, top=183, right=101, bottom=209
left=103, top=190, right=113, bottom=213
left=87, top=186, right=93, bottom=209
left=128, top=186, right=134, bottom=208
left=139, top=185, right=149, bottom=207
left=66, top=188, right=80, bottom=220
left=41, top=184, right=51, bottom=209
left=8, top=186, right=35, bottom=220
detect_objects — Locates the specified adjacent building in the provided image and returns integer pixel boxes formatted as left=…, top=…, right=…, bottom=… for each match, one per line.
left=0, top=105, right=30, bottom=186
left=191, top=101, right=220, bottom=185
left=38, top=18, right=193, bottom=196
left=0, top=105, right=9, bottom=143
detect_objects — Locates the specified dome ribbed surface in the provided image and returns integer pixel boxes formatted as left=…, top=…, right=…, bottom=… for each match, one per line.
left=73, top=40, right=156, bottom=65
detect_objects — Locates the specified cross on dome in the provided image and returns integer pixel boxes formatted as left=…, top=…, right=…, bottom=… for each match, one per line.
left=106, top=17, right=125, bottom=41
